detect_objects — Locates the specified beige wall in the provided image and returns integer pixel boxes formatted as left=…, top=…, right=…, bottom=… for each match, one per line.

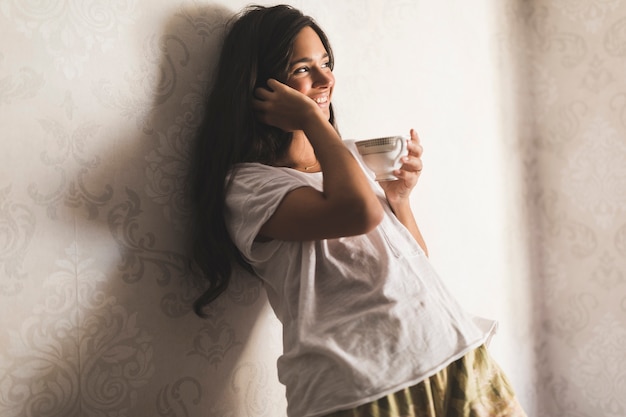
left=503, top=1, right=626, bottom=415
left=0, top=0, right=624, bottom=416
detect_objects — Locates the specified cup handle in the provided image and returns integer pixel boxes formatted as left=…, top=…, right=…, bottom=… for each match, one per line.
left=393, top=136, right=408, bottom=167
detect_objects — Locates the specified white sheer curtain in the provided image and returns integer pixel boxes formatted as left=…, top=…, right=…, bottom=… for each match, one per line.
left=1, top=0, right=625, bottom=416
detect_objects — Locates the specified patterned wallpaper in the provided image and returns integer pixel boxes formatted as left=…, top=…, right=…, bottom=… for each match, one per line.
left=500, top=1, right=626, bottom=416
left=0, top=1, right=285, bottom=415
left=0, top=0, right=624, bottom=416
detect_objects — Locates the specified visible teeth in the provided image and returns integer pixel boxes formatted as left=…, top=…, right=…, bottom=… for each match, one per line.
left=315, top=96, right=328, bottom=104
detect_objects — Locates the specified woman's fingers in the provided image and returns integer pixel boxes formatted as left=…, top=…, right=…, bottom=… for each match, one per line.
left=408, top=129, right=423, bottom=155
left=252, top=81, right=282, bottom=125
left=398, top=131, right=423, bottom=174
left=410, top=128, right=420, bottom=144
left=252, top=79, right=319, bottom=131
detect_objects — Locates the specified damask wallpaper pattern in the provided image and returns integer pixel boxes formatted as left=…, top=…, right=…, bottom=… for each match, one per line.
left=0, top=0, right=625, bottom=416
left=1, top=1, right=284, bottom=416
left=501, top=1, right=626, bottom=416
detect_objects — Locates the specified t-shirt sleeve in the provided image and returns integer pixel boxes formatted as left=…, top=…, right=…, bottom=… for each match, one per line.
left=224, top=165, right=308, bottom=263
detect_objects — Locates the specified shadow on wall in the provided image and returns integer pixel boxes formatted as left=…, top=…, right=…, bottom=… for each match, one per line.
left=113, top=3, right=285, bottom=415
left=0, top=3, right=284, bottom=417
left=493, top=3, right=541, bottom=413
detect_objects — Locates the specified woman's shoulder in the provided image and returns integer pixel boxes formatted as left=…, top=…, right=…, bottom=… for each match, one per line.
left=227, top=162, right=321, bottom=193
left=225, top=163, right=321, bottom=219
left=229, top=162, right=290, bottom=183
left=230, top=162, right=320, bottom=183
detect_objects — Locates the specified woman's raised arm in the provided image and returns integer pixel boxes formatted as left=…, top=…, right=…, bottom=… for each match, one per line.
left=253, top=79, right=384, bottom=241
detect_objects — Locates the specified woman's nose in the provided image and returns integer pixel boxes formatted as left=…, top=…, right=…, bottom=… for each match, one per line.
left=312, top=68, right=334, bottom=87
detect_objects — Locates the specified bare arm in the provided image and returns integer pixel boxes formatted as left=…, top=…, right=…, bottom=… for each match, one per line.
left=387, top=199, right=429, bottom=256
left=252, top=79, right=384, bottom=241
left=379, top=129, right=429, bottom=256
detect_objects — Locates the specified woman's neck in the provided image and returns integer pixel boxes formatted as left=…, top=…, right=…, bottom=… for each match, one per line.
left=277, top=131, right=320, bottom=172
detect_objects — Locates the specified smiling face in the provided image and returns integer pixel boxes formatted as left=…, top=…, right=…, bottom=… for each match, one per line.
left=286, top=26, right=335, bottom=119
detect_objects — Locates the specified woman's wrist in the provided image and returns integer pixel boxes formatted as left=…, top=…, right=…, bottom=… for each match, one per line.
left=301, top=109, right=336, bottom=141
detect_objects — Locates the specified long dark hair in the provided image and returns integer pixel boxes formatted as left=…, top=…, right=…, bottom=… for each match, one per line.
left=190, top=5, right=336, bottom=316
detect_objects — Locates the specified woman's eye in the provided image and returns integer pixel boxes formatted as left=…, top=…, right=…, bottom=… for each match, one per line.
left=291, top=61, right=332, bottom=76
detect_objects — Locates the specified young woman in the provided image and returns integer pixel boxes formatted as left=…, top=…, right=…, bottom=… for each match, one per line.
left=190, top=4, right=527, bottom=417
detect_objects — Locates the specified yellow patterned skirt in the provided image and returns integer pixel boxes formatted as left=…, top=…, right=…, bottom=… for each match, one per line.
left=324, top=345, right=527, bottom=417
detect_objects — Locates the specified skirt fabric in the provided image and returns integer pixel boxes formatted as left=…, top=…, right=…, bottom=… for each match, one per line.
left=323, top=345, right=527, bottom=417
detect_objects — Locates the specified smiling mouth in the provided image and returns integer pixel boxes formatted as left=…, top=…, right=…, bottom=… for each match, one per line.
left=314, top=96, right=328, bottom=104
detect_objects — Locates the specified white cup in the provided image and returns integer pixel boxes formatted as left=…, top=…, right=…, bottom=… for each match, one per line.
left=355, top=135, right=408, bottom=181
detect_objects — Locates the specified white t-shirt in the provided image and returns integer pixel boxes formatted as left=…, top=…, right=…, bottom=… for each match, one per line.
left=224, top=141, right=496, bottom=417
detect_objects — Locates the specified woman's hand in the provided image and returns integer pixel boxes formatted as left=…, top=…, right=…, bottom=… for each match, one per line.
left=253, top=79, right=385, bottom=241
left=379, top=129, right=428, bottom=255
left=378, top=129, right=423, bottom=207
left=252, top=79, right=320, bottom=132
